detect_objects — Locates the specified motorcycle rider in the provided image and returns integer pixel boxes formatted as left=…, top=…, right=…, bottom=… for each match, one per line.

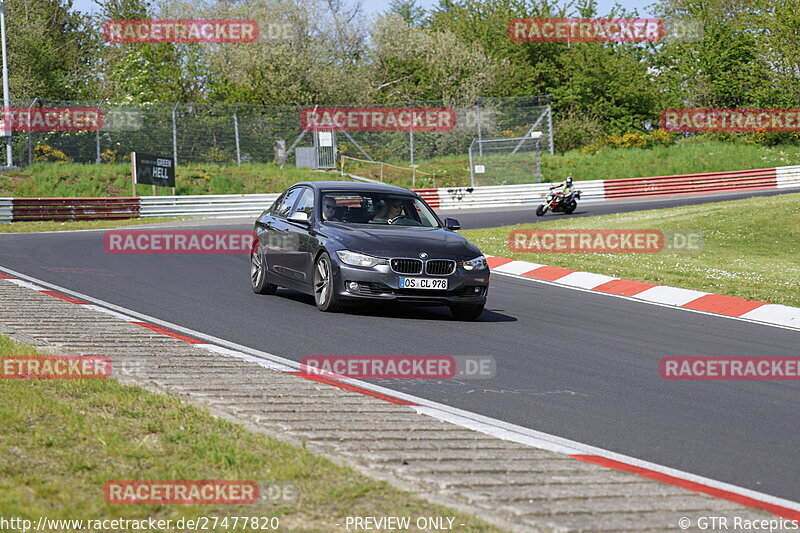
left=538, top=176, right=579, bottom=216
left=550, top=176, right=574, bottom=196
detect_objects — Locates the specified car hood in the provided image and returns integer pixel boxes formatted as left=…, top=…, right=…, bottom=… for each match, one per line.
left=324, top=224, right=482, bottom=260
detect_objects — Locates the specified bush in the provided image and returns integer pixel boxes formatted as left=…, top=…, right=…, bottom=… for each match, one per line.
left=582, top=129, right=676, bottom=153
left=744, top=131, right=800, bottom=146
left=201, top=146, right=234, bottom=163
left=100, top=149, right=120, bottom=163
left=33, top=145, right=69, bottom=163
left=553, top=115, right=604, bottom=153
left=675, top=131, right=800, bottom=147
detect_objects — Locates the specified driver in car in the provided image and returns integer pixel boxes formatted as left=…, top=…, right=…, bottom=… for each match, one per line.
left=371, top=199, right=405, bottom=224
left=322, top=196, right=341, bottom=221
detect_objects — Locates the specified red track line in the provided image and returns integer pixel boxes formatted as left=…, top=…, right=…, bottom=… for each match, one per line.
left=290, top=372, right=419, bottom=406
left=682, top=294, right=768, bottom=317
left=592, top=279, right=657, bottom=296
left=130, top=322, right=205, bottom=344
left=486, top=256, right=515, bottom=269
left=522, top=265, right=575, bottom=281
left=39, top=290, right=89, bottom=305
left=572, top=455, right=800, bottom=521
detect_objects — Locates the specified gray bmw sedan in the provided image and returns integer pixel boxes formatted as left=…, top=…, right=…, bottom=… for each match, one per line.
left=250, top=182, right=489, bottom=320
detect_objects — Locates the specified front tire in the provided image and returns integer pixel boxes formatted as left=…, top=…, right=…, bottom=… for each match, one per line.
left=449, top=303, right=485, bottom=321
left=250, top=241, right=277, bottom=295
left=536, top=205, right=547, bottom=216
left=314, top=252, right=342, bottom=312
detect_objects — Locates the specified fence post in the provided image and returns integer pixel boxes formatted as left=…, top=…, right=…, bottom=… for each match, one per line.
left=380, top=162, right=384, bottom=182
left=95, top=99, right=104, bottom=163
left=233, top=104, right=241, bottom=166
left=171, top=103, right=179, bottom=166
left=27, top=97, right=37, bottom=166
left=468, top=139, right=476, bottom=187
left=547, top=104, right=554, bottom=155
left=409, top=128, right=414, bottom=167
left=0, top=0, right=11, bottom=168
left=476, top=98, right=483, bottom=157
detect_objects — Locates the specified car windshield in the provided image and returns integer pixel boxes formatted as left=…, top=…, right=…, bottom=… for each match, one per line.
left=320, top=192, right=440, bottom=227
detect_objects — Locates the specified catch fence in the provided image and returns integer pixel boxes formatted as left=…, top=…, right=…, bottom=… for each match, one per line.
left=5, top=96, right=552, bottom=171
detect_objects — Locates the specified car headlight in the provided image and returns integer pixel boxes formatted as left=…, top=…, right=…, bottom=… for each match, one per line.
left=336, top=250, right=387, bottom=268
left=462, top=255, right=487, bottom=271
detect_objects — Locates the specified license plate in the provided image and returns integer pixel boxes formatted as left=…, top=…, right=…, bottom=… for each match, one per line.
left=399, top=277, right=448, bottom=290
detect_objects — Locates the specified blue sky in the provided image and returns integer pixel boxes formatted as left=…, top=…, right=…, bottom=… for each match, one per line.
left=71, top=0, right=656, bottom=18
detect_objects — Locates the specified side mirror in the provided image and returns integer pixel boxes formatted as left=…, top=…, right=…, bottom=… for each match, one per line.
left=444, top=217, right=461, bottom=230
left=288, top=211, right=309, bottom=224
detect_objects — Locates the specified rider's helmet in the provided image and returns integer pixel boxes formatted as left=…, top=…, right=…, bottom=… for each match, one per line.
left=565, top=177, right=573, bottom=186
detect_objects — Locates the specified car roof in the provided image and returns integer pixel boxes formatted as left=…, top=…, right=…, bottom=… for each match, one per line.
left=292, top=181, right=418, bottom=195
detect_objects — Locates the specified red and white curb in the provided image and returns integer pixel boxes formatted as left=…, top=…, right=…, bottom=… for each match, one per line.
left=486, top=255, right=800, bottom=330
left=1, top=267, right=799, bottom=521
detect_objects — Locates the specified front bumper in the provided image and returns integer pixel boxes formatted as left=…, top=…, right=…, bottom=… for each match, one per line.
left=332, top=261, right=489, bottom=305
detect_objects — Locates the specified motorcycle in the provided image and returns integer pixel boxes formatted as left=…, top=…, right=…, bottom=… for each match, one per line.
left=536, top=188, right=581, bottom=216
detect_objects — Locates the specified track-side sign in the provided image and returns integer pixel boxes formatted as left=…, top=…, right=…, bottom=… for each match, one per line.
left=132, top=152, right=175, bottom=188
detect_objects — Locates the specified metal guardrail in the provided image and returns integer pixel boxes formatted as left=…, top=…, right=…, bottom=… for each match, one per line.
left=2, top=166, right=799, bottom=223
left=776, top=165, right=800, bottom=189
left=435, top=180, right=606, bottom=210
left=604, top=168, right=778, bottom=199
left=139, top=193, right=279, bottom=218
left=10, top=197, right=139, bottom=222
left=0, top=198, right=12, bottom=223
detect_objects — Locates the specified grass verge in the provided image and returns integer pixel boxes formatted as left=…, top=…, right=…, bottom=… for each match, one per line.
left=345, top=140, right=800, bottom=187
left=0, top=334, right=500, bottom=532
left=0, top=217, right=186, bottom=233
left=0, top=162, right=328, bottom=198
left=461, top=192, right=800, bottom=307
left=3, top=140, right=799, bottom=196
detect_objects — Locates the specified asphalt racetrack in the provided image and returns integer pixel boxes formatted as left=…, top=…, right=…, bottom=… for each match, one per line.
left=1, top=189, right=798, bottom=504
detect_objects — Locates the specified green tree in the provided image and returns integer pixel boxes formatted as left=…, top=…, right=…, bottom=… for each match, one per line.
left=427, top=0, right=566, bottom=97
left=651, top=0, right=768, bottom=108
left=388, top=0, right=426, bottom=26
left=95, top=0, right=210, bottom=102
left=166, top=0, right=371, bottom=105
left=368, top=14, right=504, bottom=102
left=7, top=0, right=101, bottom=100
left=746, top=0, right=800, bottom=106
